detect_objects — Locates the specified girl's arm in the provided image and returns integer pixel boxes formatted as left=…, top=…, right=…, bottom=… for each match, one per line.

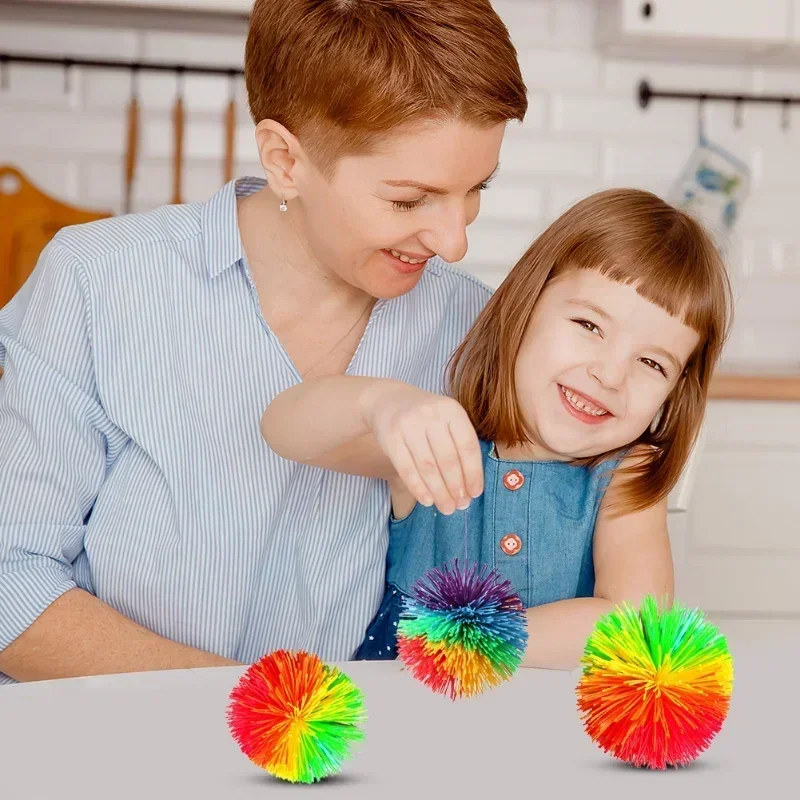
left=520, top=455, right=673, bottom=670
left=261, top=375, right=484, bottom=515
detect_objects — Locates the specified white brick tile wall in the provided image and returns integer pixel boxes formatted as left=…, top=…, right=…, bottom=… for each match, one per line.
left=603, top=59, right=756, bottom=94
left=141, top=31, right=245, bottom=66
left=1, top=0, right=800, bottom=366
left=3, top=64, right=79, bottom=111
left=501, top=133, right=601, bottom=177
left=0, top=108, right=126, bottom=155
left=491, top=0, right=553, bottom=46
left=0, top=21, right=139, bottom=60
left=478, top=180, right=545, bottom=224
left=549, top=0, right=598, bottom=48
left=520, top=49, right=602, bottom=90
left=553, top=91, right=698, bottom=140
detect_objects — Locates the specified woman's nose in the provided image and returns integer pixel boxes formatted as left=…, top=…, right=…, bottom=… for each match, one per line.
left=421, top=207, right=469, bottom=264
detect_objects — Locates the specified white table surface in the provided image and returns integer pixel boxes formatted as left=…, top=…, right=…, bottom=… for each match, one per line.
left=0, top=636, right=796, bottom=800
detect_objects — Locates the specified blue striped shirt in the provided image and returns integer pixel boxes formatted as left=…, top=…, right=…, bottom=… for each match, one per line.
left=0, top=177, right=492, bottom=684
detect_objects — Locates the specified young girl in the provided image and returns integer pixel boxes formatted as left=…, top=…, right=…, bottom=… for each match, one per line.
left=261, top=188, right=733, bottom=670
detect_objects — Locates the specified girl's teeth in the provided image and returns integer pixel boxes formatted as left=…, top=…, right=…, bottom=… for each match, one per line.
left=562, top=386, right=608, bottom=416
left=389, top=249, right=423, bottom=264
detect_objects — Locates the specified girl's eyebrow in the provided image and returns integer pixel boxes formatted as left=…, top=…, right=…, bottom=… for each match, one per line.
left=648, top=345, right=682, bottom=372
left=566, top=299, right=681, bottom=370
left=566, top=298, right=612, bottom=321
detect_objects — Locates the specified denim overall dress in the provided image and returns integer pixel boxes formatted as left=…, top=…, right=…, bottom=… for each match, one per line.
left=354, top=439, right=624, bottom=660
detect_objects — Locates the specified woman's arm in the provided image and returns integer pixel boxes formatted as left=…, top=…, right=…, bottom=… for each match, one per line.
left=0, top=588, right=242, bottom=682
left=261, top=376, right=399, bottom=478
left=520, top=460, right=673, bottom=671
left=262, top=375, right=485, bottom=515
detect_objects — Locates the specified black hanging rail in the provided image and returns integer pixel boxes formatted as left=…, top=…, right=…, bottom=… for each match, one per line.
left=0, top=52, right=243, bottom=78
left=639, top=79, right=800, bottom=110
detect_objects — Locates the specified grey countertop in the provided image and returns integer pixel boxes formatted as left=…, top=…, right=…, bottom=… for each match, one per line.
left=0, top=630, right=795, bottom=800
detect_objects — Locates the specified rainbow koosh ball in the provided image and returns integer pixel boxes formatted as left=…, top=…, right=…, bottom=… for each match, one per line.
left=397, top=559, right=529, bottom=700
left=226, top=650, right=366, bottom=784
left=576, top=595, right=734, bottom=769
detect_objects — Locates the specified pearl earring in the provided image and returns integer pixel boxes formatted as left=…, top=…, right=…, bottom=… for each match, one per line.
left=279, top=195, right=288, bottom=212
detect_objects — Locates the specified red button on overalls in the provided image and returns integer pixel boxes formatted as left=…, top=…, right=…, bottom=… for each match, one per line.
left=500, top=533, right=522, bottom=556
left=503, top=469, right=524, bottom=491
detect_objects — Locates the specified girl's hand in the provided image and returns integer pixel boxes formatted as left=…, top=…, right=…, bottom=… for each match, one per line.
left=358, top=382, right=484, bottom=514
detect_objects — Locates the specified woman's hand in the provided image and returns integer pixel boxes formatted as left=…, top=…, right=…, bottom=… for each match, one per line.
left=358, top=382, right=484, bottom=514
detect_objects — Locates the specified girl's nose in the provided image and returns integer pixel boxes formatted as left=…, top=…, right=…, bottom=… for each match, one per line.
left=589, top=358, right=626, bottom=389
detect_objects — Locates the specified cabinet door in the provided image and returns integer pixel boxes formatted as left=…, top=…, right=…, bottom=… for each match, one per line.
left=793, top=0, right=800, bottom=41
left=622, top=0, right=792, bottom=43
left=678, top=401, right=800, bottom=615
left=27, top=0, right=253, bottom=12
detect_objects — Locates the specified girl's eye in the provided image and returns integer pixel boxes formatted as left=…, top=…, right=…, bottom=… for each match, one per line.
left=393, top=197, right=426, bottom=212
left=573, top=318, right=601, bottom=335
left=641, top=358, right=667, bottom=377
left=470, top=180, right=492, bottom=194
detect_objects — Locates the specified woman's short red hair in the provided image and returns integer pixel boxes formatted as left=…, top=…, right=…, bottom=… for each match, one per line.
left=244, top=0, right=527, bottom=176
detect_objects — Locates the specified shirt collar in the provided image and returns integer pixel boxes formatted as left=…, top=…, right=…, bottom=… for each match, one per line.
left=201, top=176, right=267, bottom=279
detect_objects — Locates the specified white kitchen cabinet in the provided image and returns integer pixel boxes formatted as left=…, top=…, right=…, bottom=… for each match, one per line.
left=621, top=0, right=791, bottom=42
left=598, top=0, right=795, bottom=58
left=23, top=0, right=253, bottom=13
left=793, top=0, right=800, bottom=41
left=671, top=400, right=800, bottom=616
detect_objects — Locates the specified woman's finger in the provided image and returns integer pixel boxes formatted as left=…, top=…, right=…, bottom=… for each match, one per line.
left=402, top=423, right=457, bottom=515
left=424, top=422, right=470, bottom=511
left=384, top=433, right=435, bottom=508
left=448, top=416, right=484, bottom=499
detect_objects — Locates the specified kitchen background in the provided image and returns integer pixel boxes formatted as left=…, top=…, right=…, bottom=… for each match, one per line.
left=1, top=0, right=798, bottom=632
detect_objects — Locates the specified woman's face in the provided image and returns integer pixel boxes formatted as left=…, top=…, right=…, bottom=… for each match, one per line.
left=290, top=119, right=506, bottom=299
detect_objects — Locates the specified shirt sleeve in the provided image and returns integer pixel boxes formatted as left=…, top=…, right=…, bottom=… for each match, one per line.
left=0, top=238, right=121, bottom=652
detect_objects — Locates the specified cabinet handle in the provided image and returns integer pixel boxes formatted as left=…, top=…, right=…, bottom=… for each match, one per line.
left=641, top=2, right=653, bottom=18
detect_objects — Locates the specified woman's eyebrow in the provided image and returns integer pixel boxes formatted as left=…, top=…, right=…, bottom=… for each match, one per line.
left=382, top=164, right=499, bottom=195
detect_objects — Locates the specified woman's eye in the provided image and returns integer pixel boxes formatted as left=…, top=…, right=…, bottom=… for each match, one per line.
left=573, top=318, right=601, bottom=335
left=469, top=180, right=492, bottom=194
left=641, top=358, right=667, bottom=376
left=392, top=197, right=426, bottom=212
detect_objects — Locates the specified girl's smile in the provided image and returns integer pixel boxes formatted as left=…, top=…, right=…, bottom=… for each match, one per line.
left=558, top=384, right=614, bottom=426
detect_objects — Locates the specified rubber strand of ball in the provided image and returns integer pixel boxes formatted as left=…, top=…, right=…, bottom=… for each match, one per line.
left=463, top=505, right=469, bottom=564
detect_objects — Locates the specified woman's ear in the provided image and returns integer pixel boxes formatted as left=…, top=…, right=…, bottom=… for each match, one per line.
left=254, top=119, right=303, bottom=203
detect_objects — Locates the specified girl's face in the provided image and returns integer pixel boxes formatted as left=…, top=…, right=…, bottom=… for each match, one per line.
left=510, top=269, right=701, bottom=461
left=289, top=118, right=505, bottom=299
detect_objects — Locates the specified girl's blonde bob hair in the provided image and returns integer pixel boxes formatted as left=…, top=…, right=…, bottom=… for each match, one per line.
left=448, top=188, right=734, bottom=515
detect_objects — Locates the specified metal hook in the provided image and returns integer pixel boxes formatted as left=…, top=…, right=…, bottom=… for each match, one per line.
left=0, top=54, right=8, bottom=91
left=63, top=58, right=74, bottom=94
left=782, top=98, right=791, bottom=132
left=175, top=65, right=185, bottom=99
left=734, top=96, right=743, bottom=129
left=697, top=95, right=707, bottom=142
left=130, top=63, right=140, bottom=98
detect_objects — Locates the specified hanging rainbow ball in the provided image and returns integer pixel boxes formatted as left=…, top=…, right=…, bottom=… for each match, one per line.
left=576, top=595, right=734, bottom=770
left=397, top=559, right=528, bottom=700
left=226, top=650, right=367, bottom=784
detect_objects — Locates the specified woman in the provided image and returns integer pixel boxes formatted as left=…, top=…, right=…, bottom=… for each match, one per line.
left=0, top=0, right=527, bottom=682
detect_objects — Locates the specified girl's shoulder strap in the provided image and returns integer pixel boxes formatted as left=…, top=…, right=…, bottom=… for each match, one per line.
left=591, top=446, right=633, bottom=484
